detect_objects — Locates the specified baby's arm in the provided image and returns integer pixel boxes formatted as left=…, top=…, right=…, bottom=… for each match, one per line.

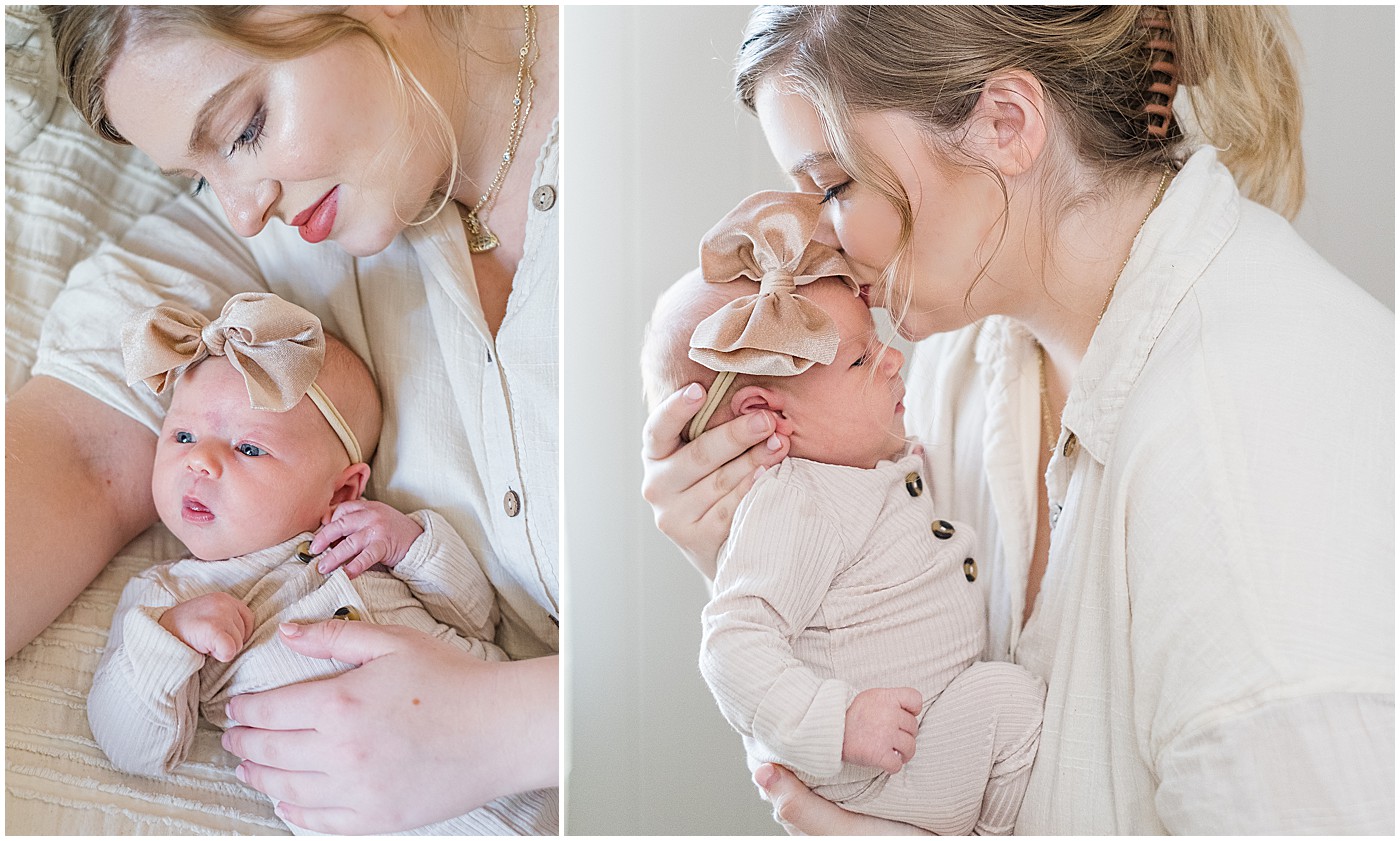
left=88, top=570, right=238, bottom=776
left=700, top=475, right=860, bottom=780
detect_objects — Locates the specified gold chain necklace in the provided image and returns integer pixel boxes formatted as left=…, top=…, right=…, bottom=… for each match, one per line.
left=462, top=5, right=538, bottom=254
left=1041, top=166, right=1175, bottom=454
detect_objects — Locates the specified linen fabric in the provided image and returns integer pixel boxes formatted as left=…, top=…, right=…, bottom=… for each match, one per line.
left=701, top=450, right=1045, bottom=834
left=88, top=511, right=552, bottom=835
left=904, top=147, right=1394, bottom=833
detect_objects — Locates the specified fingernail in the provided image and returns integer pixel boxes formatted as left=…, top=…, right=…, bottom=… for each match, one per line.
left=766, top=434, right=782, bottom=451
left=279, top=622, right=302, bottom=638
left=235, top=763, right=248, bottom=783
left=682, top=383, right=703, bottom=402
left=754, top=763, right=777, bottom=790
left=224, top=703, right=236, bottom=724
left=749, top=412, right=771, bottom=433
left=316, top=561, right=328, bottom=574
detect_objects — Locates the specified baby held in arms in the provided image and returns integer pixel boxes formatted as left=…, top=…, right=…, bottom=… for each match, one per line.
left=641, top=192, right=1046, bottom=835
left=88, top=293, right=504, bottom=829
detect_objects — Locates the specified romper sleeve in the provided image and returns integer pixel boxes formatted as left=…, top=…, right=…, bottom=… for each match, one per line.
left=699, top=471, right=855, bottom=780
left=393, top=510, right=508, bottom=662
left=32, top=190, right=268, bottom=432
left=87, top=567, right=207, bottom=777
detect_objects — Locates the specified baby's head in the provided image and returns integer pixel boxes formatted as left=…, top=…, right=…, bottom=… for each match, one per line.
left=642, top=270, right=907, bottom=470
left=147, top=322, right=382, bottom=561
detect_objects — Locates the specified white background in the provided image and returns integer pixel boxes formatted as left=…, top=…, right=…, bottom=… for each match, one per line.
left=560, top=6, right=1394, bottom=834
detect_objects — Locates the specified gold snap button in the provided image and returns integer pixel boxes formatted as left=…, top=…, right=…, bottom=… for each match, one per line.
left=1062, top=433, right=1079, bottom=458
left=905, top=472, right=923, bottom=497
left=295, top=540, right=316, bottom=563
left=532, top=185, right=556, bottom=212
left=963, top=558, right=977, bottom=582
left=332, top=606, right=361, bottom=621
left=931, top=519, right=955, bottom=540
left=504, top=489, right=522, bottom=518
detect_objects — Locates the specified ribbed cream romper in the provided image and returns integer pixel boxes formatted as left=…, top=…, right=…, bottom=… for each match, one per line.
left=701, top=449, right=1045, bottom=835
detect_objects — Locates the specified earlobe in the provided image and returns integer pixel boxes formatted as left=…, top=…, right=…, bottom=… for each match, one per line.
left=971, top=70, right=1048, bottom=176
left=326, top=462, right=372, bottom=518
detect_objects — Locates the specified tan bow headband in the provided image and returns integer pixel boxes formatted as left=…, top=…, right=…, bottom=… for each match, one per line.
left=121, top=292, right=363, bottom=464
left=683, top=190, right=859, bottom=442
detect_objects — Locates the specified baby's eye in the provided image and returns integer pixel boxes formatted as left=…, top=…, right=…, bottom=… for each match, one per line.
left=174, top=431, right=195, bottom=444
left=237, top=443, right=266, bottom=457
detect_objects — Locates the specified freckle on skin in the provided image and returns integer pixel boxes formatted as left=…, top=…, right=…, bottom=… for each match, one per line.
left=412, top=698, right=420, bottom=705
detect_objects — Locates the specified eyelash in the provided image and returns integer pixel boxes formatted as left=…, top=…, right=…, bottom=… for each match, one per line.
left=188, top=106, right=267, bottom=198
left=851, top=353, right=867, bottom=368
left=820, top=182, right=851, bottom=204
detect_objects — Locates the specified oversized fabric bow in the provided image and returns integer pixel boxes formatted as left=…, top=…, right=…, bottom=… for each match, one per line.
left=690, top=190, right=858, bottom=378
left=121, top=292, right=326, bottom=412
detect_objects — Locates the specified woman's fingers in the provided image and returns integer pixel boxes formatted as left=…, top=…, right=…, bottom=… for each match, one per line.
left=754, top=763, right=932, bottom=836
left=222, top=728, right=323, bottom=773
left=272, top=802, right=364, bottom=836
left=640, top=383, right=707, bottom=462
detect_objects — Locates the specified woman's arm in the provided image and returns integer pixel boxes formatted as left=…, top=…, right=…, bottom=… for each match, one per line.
left=5, top=376, right=158, bottom=657
left=755, top=764, right=932, bottom=836
left=222, top=621, right=557, bottom=835
left=640, top=382, right=789, bottom=579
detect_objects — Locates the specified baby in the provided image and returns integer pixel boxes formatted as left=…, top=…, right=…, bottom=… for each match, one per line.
left=87, top=292, right=509, bottom=834
left=641, top=192, right=1046, bottom=835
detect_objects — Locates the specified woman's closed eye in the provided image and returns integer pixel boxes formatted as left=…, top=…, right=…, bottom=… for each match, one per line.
left=229, top=106, right=267, bottom=158
left=820, top=181, right=851, bottom=204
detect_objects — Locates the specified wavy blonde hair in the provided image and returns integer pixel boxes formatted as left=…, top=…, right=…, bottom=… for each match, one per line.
left=41, top=5, right=467, bottom=226
left=735, top=5, right=1305, bottom=323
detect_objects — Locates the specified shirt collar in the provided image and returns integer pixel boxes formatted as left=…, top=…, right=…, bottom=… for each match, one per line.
left=1062, top=146, right=1242, bottom=461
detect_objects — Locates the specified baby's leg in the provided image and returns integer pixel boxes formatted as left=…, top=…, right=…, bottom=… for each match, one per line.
left=841, top=661, right=1045, bottom=835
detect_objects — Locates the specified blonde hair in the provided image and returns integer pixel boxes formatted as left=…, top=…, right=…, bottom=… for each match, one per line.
left=735, top=6, right=1305, bottom=320
left=41, top=5, right=466, bottom=226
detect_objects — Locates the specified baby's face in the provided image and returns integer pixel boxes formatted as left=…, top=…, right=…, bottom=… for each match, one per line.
left=775, top=281, right=907, bottom=469
left=151, top=357, right=350, bottom=560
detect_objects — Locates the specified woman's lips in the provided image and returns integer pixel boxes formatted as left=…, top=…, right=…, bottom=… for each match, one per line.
left=291, top=186, right=339, bottom=244
left=182, top=496, right=214, bottom=524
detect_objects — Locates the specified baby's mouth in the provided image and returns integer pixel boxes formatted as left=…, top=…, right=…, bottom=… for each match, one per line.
left=182, top=496, right=215, bottom=523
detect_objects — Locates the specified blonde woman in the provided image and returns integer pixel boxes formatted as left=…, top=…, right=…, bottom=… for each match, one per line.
left=641, top=6, right=1392, bottom=833
left=9, top=6, right=557, bottom=834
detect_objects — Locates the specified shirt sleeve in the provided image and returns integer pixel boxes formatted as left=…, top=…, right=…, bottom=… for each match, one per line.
left=393, top=509, right=508, bottom=662
left=87, top=569, right=206, bottom=776
left=699, top=472, right=855, bottom=780
left=32, top=190, right=267, bottom=432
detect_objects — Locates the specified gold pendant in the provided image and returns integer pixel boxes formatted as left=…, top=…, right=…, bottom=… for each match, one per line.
left=463, top=210, right=500, bottom=253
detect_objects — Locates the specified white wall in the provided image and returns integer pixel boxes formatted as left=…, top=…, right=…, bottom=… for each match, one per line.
left=560, top=7, right=1394, bottom=835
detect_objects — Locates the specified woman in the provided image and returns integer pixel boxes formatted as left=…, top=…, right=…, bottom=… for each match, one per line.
left=9, top=6, right=558, bottom=834
left=642, top=6, right=1393, bottom=833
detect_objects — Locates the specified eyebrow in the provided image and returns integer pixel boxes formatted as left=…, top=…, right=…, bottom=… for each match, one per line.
left=159, top=69, right=260, bottom=176
left=788, top=151, right=837, bottom=179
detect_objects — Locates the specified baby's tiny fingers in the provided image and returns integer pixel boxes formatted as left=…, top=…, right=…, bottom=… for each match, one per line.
left=342, top=547, right=383, bottom=579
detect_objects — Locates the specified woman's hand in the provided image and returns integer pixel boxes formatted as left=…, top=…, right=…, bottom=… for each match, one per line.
left=640, top=382, right=790, bottom=579
left=754, top=764, right=932, bottom=836
left=222, top=621, right=557, bottom=834
left=309, top=500, right=424, bottom=577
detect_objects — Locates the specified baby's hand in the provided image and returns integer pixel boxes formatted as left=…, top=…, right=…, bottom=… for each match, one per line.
left=842, top=687, right=922, bottom=774
left=309, top=500, right=424, bottom=578
left=158, top=592, right=255, bottom=662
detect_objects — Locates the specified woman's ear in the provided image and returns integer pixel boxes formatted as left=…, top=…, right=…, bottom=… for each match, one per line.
left=324, top=462, right=372, bottom=523
left=731, top=385, right=796, bottom=436
left=966, top=69, right=1049, bottom=177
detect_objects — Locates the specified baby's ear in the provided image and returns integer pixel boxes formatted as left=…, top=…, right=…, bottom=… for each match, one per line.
left=731, top=385, right=795, bottom=436
left=326, top=462, right=372, bottom=520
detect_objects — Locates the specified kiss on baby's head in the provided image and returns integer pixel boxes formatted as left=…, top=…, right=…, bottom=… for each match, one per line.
left=123, top=293, right=382, bottom=561
left=641, top=191, right=908, bottom=470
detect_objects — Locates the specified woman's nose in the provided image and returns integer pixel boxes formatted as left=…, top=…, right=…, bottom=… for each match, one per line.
left=881, top=344, right=905, bottom=375
left=811, top=206, right=841, bottom=251
left=214, top=175, right=280, bottom=238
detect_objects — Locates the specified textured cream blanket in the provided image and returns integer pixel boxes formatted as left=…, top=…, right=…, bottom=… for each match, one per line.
left=6, top=6, right=279, bottom=833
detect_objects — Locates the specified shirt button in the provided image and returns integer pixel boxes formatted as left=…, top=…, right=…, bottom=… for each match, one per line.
left=504, top=489, right=522, bottom=518
left=332, top=606, right=361, bottom=621
left=295, top=541, right=316, bottom=563
left=532, top=185, right=556, bottom=212
left=905, top=472, right=923, bottom=497
left=1049, top=502, right=1063, bottom=530
left=931, top=519, right=955, bottom=540
left=1062, top=433, right=1079, bottom=458
left=963, top=558, right=978, bottom=582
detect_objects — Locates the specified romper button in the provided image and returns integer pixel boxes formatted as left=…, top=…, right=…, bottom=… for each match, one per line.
left=931, top=520, right=955, bottom=540
left=504, top=490, right=522, bottom=517
left=295, top=541, right=316, bottom=563
left=332, top=606, right=361, bottom=621
left=1062, top=433, right=1079, bottom=458
left=532, top=185, right=556, bottom=211
left=905, top=472, right=923, bottom=497
left=963, top=558, right=978, bottom=582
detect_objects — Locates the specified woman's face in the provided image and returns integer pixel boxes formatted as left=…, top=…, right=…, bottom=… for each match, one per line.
left=755, top=81, right=1012, bottom=341
left=103, top=9, right=448, bottom=257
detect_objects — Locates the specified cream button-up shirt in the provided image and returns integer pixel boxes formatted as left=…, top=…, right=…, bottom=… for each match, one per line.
left=905, top=147, right=1393, bottom=834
